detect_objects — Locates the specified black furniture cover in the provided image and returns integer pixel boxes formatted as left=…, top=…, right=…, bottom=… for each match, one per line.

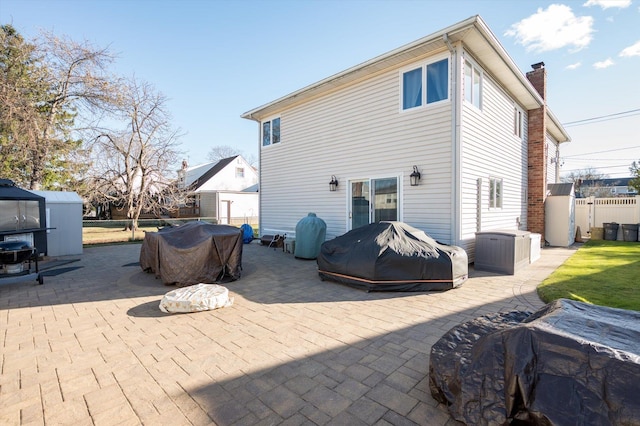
left=140, top=222, right=242, bottom=286
left=317, top=221, right=468, bottom=291
left=429, top=299, right=640, bottom=425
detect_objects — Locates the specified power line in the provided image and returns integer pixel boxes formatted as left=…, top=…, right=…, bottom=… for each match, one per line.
left=562, top=108, right=640, bottom=127
left=563, top=146, right=640, bottom=158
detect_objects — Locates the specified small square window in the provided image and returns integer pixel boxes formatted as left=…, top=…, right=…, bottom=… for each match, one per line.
left=235, top=167, right=244, bottom=178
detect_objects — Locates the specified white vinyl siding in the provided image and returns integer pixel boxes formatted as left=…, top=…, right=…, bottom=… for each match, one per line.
left=459, top=63, right=529, bottom=259
left=546, top=134, right=560, bottom=184
left=259, top=55, right=453, bottom=242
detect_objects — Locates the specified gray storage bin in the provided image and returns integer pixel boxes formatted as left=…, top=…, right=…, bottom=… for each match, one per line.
left=475, top=230, right=531, bottom=275
left=622, top=224, right=639, bottom=242
left=603, top=223, right=619, bottom=241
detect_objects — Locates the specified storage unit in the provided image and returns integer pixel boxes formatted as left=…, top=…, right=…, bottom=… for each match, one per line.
left=529, top=233, right=541, bottom=263
left=30, top=190, right=83, bottom=256
left=475, top=230, right=531, bottom=275
left=545, top=183, right=576, bottom=247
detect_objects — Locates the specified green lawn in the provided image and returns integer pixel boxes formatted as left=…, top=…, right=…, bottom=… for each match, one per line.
left=537, top=240, right=640, bottom=311
left=82, top=226, right=157, bottom=245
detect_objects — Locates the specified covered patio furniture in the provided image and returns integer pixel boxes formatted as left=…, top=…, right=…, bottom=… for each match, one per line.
left=317, top=221, right=468, bottom=291
left=140, top=222, right=242, bottom=286
left=429, top=299, right=640, bottom=425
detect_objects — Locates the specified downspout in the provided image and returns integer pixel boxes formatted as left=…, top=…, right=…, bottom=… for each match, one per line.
left=444, top=34, right=461, bottom=246
left=243, top=112, right=263, bottom=237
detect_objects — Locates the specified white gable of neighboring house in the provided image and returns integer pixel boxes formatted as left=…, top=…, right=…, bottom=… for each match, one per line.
left=186, top=156, right=258, bottom=192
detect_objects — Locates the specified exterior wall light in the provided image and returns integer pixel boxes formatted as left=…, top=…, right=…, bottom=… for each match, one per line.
left=329, top=175, right=339, bottom=192
left=410, top=166, right=421, bottom=186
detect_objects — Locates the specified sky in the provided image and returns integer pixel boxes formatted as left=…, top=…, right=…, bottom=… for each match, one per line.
left=1, top=0, right=639, bottom=178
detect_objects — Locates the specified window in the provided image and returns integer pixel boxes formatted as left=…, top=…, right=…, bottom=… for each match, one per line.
left=513, top=106, right=523, bottom=139
left=464, top=59, right=481, bottom=108
left=235, top=167, right=244, bottom=178
left=401, top=57, right=449, bottom=110
left=402, top=67, right=422, bottom=109
left=489, top=178, right=503, bottom=208
left=262, top=117, right=281, bottom=146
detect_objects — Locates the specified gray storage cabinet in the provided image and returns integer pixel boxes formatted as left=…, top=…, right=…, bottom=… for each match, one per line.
left=475, top=230, right=531, bottom=275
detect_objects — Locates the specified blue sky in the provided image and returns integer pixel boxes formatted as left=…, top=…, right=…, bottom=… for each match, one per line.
left=2, top=0, right=639, bottom=178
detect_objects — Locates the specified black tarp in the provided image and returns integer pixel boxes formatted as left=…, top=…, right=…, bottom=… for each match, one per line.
left=140, top=222, right=243, bottom=286
left=317, top=221, right=468, bottom=291
left=429, top=299, right=640, bottom=425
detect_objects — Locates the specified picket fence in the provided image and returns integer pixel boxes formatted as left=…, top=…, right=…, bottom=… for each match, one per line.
left=574, top=196, right=640, bottom=239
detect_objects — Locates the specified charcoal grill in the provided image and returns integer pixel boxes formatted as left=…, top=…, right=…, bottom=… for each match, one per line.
left=0, top=240, right=43, bottom=286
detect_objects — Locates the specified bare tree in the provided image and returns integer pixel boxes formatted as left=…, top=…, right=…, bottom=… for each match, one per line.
left=86, top=78, right=184, bottom=230
left=563, top=167, right=610, bottom=197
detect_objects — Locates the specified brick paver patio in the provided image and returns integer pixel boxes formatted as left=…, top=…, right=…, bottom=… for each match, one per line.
left=0, top=241, right=577, bottom=425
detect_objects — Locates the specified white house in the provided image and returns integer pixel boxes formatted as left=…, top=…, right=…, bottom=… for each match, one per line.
left=241, top=16, right=570, bottom=259
left=177, top=155, right=259, bottom=225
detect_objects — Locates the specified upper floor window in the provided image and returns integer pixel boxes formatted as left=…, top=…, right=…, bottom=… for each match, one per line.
left=401, top=57, right=449, bottom=110
left=513, top=106, right=523, bottom=139
left=464, top=59, right=482, bottom=109
left=262, top=117, right=281, bottom=146
left=489, top=177, right=503, bottom=209
left=235, top=167, right=244, bottom=178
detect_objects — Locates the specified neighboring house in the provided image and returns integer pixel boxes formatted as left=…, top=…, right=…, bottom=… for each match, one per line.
left=575, top=178, right=638, bottom=198
left=176, top=155, right=259, bottom=225
left=241, top=15, right=570, bottom=259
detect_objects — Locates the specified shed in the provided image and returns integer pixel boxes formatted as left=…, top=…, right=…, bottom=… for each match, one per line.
left=30, top=190, right=83, bottom=256
left=545, top=183, right=575, bottom=247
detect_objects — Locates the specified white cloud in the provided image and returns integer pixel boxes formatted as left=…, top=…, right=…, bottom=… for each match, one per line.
left=620, top=40, right=640, bottom=57
left=505, top=4, right=594, bottom=53
left=593, top=58, right=615, bottom=68
left=566, top=62, right=582, bottom=70
left=583, top=0, right=632, bottom=9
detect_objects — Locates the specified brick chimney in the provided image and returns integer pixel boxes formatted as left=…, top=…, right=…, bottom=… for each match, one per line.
left=526, top=62, right=547, bottom=243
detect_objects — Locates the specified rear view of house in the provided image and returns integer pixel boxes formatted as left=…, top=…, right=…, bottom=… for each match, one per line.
left=242, top=15, right=570, bottom=259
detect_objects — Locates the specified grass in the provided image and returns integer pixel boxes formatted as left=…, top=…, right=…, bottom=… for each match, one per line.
left=82, top=226, right=158, bottom=245
left=537, top=239, right=640, bottom=311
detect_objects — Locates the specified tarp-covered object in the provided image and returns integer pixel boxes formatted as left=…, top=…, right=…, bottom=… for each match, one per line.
left=429, top=299, right=640, bottom=425
left=294, top=213, right=326, bottom=259
left=140, top=222, right=242, bottom=286
left=317, top=221, right=468, bottom=291
left=159, top=283, right=233, bottom=313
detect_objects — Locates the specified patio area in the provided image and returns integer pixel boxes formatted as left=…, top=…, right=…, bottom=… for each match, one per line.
left=0, top=241, right=577, bottom=425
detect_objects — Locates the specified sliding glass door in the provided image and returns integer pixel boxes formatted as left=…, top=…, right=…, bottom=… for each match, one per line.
left=349, top=177, right=398, bottom=230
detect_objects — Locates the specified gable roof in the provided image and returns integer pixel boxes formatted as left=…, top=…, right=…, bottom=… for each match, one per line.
left=241, top=15, right=570, bottom=144
left=189, top=155, right=239, bottom=190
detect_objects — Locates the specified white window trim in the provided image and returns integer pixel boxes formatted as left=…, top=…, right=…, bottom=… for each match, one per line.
left=513, top=104, right=524, bottom=140
left=261, top=115, right=281, bottom=148
left=398, top=53, right=451, bottom=113
left=345, top=173, right=403, bottom=231
left=463, top=57, right=483, bottom=110
left=489, top=177, right=503, bottom=209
